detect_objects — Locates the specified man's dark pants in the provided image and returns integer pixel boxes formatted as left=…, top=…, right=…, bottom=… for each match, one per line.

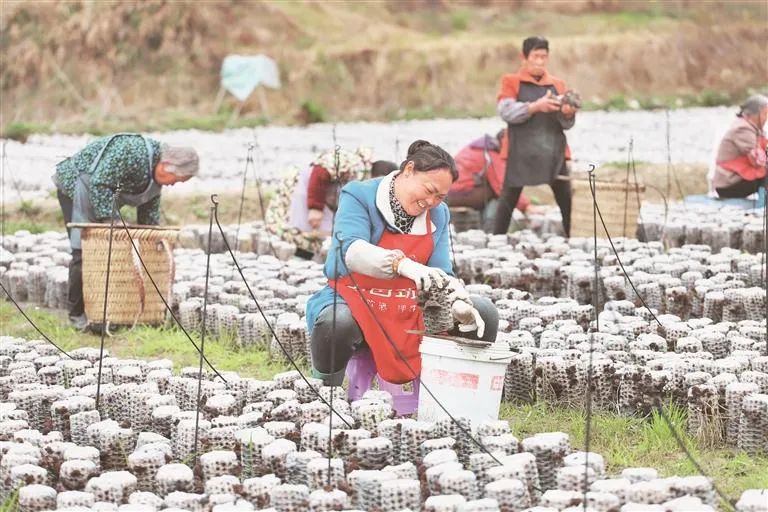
left=56, top=189, right=84, bottom=318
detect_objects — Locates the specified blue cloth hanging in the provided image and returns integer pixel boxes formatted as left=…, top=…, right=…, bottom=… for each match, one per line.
left=220, top=54, right=281, bottom=102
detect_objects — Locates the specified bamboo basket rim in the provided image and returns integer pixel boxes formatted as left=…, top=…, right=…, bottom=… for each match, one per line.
left=67, top=222, right=180, bottom=231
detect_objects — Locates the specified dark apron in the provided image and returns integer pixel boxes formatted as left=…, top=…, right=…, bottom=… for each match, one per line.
left=67, top=133, right=160, bottom=249
left=504, top=82, right=567, bottom=187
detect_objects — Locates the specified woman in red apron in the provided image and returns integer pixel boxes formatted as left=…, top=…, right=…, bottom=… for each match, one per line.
left=711, top=95, right=768, bottom=198
left=305, top=140, right=500, bottom=386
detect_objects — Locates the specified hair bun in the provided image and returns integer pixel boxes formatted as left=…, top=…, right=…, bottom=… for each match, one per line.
left=406, top=140, right=432, bottom=157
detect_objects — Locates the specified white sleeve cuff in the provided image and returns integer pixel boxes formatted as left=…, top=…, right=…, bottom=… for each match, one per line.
left=344, top=239, right=399, bottom=279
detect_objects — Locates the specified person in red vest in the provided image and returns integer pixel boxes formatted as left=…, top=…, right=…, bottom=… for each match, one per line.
left=446, top=129, right=531, bottom=232
left=712, top=95, right=768, bottom=198
left=493, top=36, right=578, bottom=237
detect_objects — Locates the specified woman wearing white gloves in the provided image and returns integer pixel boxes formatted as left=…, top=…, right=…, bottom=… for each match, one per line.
left=305, top=140, right=499, bottom=386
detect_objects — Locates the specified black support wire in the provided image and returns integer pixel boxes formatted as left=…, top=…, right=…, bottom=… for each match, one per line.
left=95, top=190, right=120, bottom=410
left=583, top=167, right=598, bottom=509
left=336, top=235, right=510, bottom=469
left=653, top=397, right=735, bottom=511
left=114, top=209, right=228, bottom=384
left=326, top=138, right=347, bottom=467
left=211, top=196, right=353, bottom=429
left=193, top=199, right=216, bottom=464
left=0, top=281, right=73, bottom=359
left=585, top=170, right=735, bottom=510
left=320, top=143, right=529, bottom=478
left=327, top=240, right=342, bottom=483
left=763, top=171, right=768, bottom=357
left=329, top=144, right=342, bottom=236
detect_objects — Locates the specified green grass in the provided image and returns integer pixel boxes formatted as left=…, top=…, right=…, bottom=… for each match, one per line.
left=0, top=487, right=19, bottom=512
left=1, top=121, right=51, bottom=142
left=0, top=301, right=296, bottom=379
left=501, top=401, right=768, bottom=500
left=5, top=84, right=756, bottom=139
left=1, top=112, right=270, bottom=142
left=0, top=188, right=271, bottom=240
left=386, top=105, right=492, bottom=122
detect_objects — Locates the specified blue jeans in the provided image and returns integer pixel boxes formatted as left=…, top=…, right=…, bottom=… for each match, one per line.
left=310, top=295, right=499, bottom=381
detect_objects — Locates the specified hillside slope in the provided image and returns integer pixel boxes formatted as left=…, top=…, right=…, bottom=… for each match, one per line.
left=1, top=0, right=766, bottom=134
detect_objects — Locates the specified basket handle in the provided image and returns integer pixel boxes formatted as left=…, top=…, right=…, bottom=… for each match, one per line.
left=129, top=243, right=147, bottom=327
left=161, top=238, right=175, bottom=312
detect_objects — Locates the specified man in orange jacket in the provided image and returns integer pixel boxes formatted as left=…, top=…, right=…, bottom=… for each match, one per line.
left=493, top=36, right=578, bottom=237
left=446, top=129, right=531, bottom=232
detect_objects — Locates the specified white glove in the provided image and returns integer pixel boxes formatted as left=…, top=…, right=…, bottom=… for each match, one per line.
left=451, top=299, right=485, bottom=338
left=397, top=258, right=448, bottom=292
left=445, top=277, right=471, bottom=304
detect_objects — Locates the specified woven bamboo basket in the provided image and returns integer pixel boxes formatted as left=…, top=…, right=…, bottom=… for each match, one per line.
left=73, top=223, right=179, bottom=326
left=570, top=178, right=645, bottom=239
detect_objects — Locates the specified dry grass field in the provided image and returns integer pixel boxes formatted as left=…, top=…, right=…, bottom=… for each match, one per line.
left=2, top=0, right=766, bottom=136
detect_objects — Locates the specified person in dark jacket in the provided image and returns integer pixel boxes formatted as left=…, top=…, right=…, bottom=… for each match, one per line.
left=446, top=129, right=531, bottom=232
left=493, top=36, right=578, bottom=237
left=53, top=133, right=198, bottom=328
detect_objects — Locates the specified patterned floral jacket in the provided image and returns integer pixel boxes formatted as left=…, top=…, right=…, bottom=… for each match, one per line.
left=54, top=134, right=163, bottom=225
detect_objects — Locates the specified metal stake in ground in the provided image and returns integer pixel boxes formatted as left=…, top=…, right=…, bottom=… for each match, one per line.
left=1, top=141, right=5, bottom=243
left=623, top=138, right=633, bottom=238
left=585, top=165, right=598, bottom=510
left=329, top=144, right=342, bottom=236
left=763, top=164, right=767, bottom=356
left=250, top=136, right=277, bottom=258
left=588, top=165, right=600, bottom=332
left=96, top=186, right=120, bottom=411
left=234, top=143, right=255, bottom=252
left=95, top=187, right=121, bottom=410
left=193, top=195, right=217, bottom=464
left=327, top=237, right=343, bottom=486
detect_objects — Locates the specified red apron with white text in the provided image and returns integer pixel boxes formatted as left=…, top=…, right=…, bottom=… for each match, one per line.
left=329, top=214, right=433, bottom=384
left=718, top=135, right=768, bottom=182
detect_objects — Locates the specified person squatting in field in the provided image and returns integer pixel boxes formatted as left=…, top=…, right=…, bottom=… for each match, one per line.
left=306, top=140, right=499, bottom=386
left=711, top=94, right=768, bottom=199
left=265, top=147, right=398, bottom=260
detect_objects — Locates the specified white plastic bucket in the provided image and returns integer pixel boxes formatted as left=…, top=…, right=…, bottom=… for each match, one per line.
left=417, top=336, right=514, bottom=425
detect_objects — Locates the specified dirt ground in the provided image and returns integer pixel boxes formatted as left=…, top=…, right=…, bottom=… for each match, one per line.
left=3, top=1, right=765, bottom=134
left=1, top=162, right=705, bottom=236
